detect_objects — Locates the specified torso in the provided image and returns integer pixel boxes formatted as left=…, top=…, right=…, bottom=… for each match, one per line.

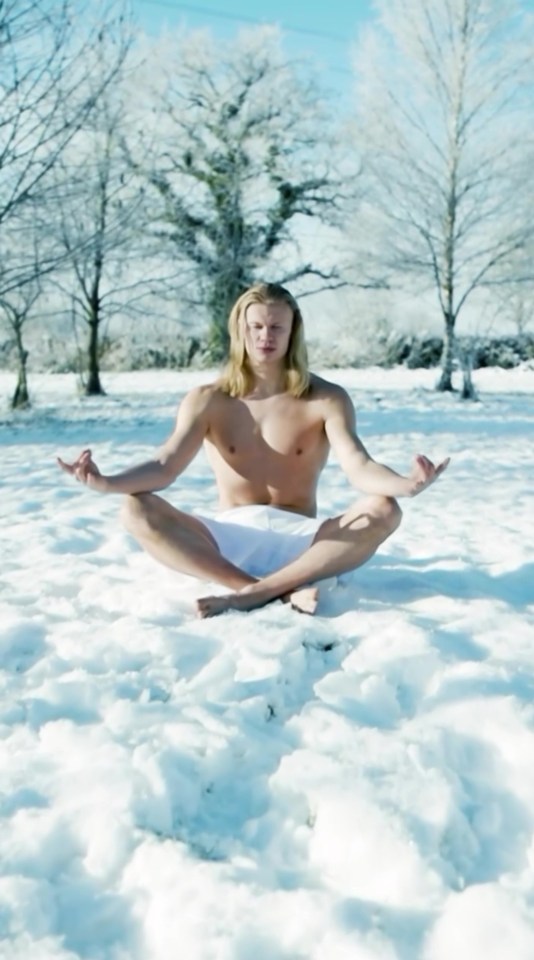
left=203, top=375, right=333, bottom=516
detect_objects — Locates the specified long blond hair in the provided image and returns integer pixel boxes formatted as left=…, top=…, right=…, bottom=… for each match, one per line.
left=219, top=282, right=310, bottom=398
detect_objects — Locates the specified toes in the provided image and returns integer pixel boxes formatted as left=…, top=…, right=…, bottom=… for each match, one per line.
left=195, top=596, right=227, bottom=619
left=289, top=586, right=319, bottom=615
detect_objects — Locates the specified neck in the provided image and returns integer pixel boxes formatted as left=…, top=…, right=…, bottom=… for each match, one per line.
left=247, top=361, right=286, bottom=398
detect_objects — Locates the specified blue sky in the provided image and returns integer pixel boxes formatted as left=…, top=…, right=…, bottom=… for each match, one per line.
left=130, top=0, right=377, bottom=99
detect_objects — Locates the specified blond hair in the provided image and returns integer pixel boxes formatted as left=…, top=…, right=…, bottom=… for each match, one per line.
left=219, top=282, right=310, bottom=398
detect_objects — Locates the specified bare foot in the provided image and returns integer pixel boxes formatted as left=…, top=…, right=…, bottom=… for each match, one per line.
left=286, top=585, right=319, bottom=615
left=195, top=594, right=236, bottom=618
left=195, top=589, right=261, bottom=618
left=195, top=583, right=320, bottom=619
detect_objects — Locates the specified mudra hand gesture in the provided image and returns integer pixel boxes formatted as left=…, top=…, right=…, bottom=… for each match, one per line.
left=57, top=449, right=106, bottom=492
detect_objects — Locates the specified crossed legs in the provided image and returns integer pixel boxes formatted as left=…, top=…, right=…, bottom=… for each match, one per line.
left=122, top=493, right=402, bottom=617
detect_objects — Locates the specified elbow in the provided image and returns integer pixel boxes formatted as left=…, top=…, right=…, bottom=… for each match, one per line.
left=156, top=463, right=176, bottom=489
left=157, top=456, right=179, bottom=490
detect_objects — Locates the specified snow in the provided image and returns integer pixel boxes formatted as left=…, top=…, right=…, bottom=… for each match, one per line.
left=0, top=366, right=533, bottom=959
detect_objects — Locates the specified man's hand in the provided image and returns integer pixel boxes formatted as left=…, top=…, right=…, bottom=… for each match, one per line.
left=407, top=454, right=450, bottom=497
left=57, top=449, right=108, bottom=493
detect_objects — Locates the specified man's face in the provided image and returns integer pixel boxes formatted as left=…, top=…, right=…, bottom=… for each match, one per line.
left=244, top=301, right=293, bottom=365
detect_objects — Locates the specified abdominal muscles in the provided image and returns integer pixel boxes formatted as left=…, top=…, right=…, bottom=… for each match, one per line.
left=204, top=435, right=327, bottom=516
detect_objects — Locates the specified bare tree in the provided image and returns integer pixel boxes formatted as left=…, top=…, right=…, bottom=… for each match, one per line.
left=491, top=242, right=534, bottom=336
left=352, top=0, right=534, bottom=395
left=49, top=29, right=149, bottom=395
left=0, top=241, right=42, bottom=408
left=503, top=289, right=534, bottom=337
left=0, top=1, right=129, bottom=255
left=125, top=28, right=350, bottom=360
left=0, top=0, right=132, bottom=403
left=0, top=193, right=61, bottom=407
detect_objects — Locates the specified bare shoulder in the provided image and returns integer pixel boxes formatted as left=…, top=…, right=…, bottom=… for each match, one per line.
left=178, top=380, right=226, bottom=411
left=307, top=373, right=353, bottom=411
left=173, top=381, right=228, bottom=428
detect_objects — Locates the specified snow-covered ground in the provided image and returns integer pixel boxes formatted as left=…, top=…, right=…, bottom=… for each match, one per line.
left=1, top=366, right=533, bottom=960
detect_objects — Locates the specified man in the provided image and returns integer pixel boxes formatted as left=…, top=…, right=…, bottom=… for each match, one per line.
left=58, top=282, right=449, bottom=618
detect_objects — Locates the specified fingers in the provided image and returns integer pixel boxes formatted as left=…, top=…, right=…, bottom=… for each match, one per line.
left=435, top=457, right=451, bottom=477
left=74, top=450, right=94, bottom=483
left=414, top=454, right=434, bottom=479
left=414, top=454, right=451, bottom=486
left=57, top=449, right=94, bottom=482
left=56, top=456, right=74, bottom=475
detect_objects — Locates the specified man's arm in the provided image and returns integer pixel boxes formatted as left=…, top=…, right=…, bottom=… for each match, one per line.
left=57, top=385, right=213, bottom=494
left=324, top=386, right=449, bottom=497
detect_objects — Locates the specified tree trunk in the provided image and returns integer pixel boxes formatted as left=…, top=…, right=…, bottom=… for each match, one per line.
left=12, top=363, right=30, bottom=409
left=458, top=339, right=478, bottom=401
left=436, top=314, right=456, bottom=392
left=84, top=317, right=105, bottom=395
left=11, top=331, right=30, bottom=409
left=205, top=305, right=230, bottom=361
left=205, top=273, right=249, bottom=362
left=460, top=367, right=477, bottom=400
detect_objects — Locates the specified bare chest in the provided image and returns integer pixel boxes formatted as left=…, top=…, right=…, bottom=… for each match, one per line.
left=204, top=394, right=328, bottom=486
left=214, top=394, right=321, bottom=449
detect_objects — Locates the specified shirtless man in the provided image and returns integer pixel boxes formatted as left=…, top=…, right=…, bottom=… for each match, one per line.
left=58, top=282, right=449, bottom=618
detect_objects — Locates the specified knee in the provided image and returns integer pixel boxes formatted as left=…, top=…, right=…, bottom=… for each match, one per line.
left=121, top=493, right=156, bottom=537
left=372, top=495, right=403, bottom=535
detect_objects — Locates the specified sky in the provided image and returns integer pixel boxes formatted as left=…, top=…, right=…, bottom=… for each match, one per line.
left=130, top=0, right=378, bottom=100
left=1, top=364, right=533, bottom=958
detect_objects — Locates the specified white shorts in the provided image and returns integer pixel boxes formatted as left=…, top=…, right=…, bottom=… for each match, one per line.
left=196, top=504, right=323, bottom=577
